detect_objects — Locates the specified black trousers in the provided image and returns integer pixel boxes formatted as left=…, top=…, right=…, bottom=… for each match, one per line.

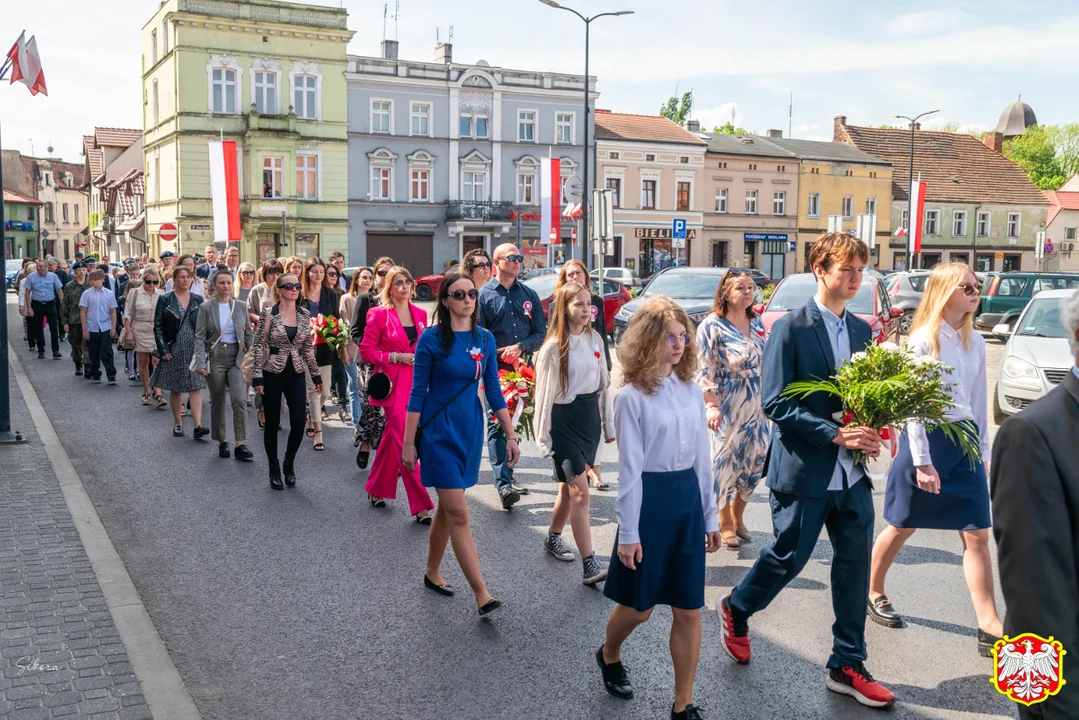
left=331, top=357, right=347, bottom=408
left=67, top=323, right=86, bottom=367
left=261, top=362, right=307, bottom=464
left=30, top=299, right=60, bottom=353
left=87, top=331, right=116, bottom=381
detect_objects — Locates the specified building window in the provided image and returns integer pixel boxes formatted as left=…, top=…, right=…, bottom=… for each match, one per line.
left=952, top=210, right=967, bottom=237
left=865, top=196, right=876, bottom=215
left=253, top=71, right=277, bottom=114
left=749, top=163, right=757, bottom=171
left=869, top=171, right=877, bottom=178
left=411, top=170, right=429, bottom=202
left=777, top=165, right=786, bottom=172
left=152, top=79, right=159, bottom=125
left=841, top=195, right=853, bottom=218
left=925, top=209, right=940, bottom=235
left=371, top=167, right=391, bottom=200
left=609, top=151, right=620, bottom=160
left=74, top=205, right=80, bottom=223
left=1066, top=227, right=1077, bottom=240
left=715, top=188, right=728, bottom=213
left=44, top=202, right=53, bottom=223
left=901, top=209, right=909, bottom=230
left=475, top=109, right=489, bottom=138
left=516, top=172, right=535, bottom=204
left=261, top=156, right=283, bottom=198
left=371, top=100, right=391, bottom=134
left=27, top=206, right=34, bottom=221
left=556, top=112, right=573, bottom=144
left=680, top=156, right=690, bottom=164
left=773, top=191, right=786, bottom=216
left=746, top=190, right=758, bottom=215
left=154, top=156, right=160, bottom=203
left=977, top=212, right=990, bottom=237
left=1007, top=212, right=1020, bottom=237
left=645, top=153, right=656, bottom=162
left=459, top=109, right=473, bottom=138
left=518, top=110, right=536, bottom=142
left=641, top=180, right=657, bottom=210
left=718, top=161, right=727, bottom=169
left=410, top=103, right=431, bottom=136
left=161, top=22, right=168, bottom=54
left=294, top=74, right=318, bottom=118
left=845, top=170, right=853, bottom=177
left=295, top=233, right=319, bottom=258
left=606, top=178, right=621, bottom=208
left=677, top=182, right=691, bottom=211
left=211, top=67, right=237, bottom=114
left=151, top=29, right=158, bottom=65
left=62, top=204, right=69, bottom=223
left=807, top=193, right=820, bottom=218
left=296, top=154, right=318, bottom=200
left=462, top=171, right=487, bottom=201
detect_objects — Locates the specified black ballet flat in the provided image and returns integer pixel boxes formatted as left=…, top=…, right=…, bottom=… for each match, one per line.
left=356, top=450, right=370, bottom=470
left=478, top=599, right=502, bottom=616
left=424, top=575, right=454, bottom=596
left=415, top=514, right=433, bottom=526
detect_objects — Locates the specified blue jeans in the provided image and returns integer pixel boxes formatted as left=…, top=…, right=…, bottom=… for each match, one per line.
left=344, top=359, right=363, bottom=431
left=486, top=415, right=514, bottom=493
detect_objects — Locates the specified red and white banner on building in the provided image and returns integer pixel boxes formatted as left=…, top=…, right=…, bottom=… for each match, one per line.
left=208, top=140, right=241, bottom=242
left=6, top=31, right=48, bottom=96
left=540, top=157, right=561, bottom=245
left=908, top=180, right=927, bottom=255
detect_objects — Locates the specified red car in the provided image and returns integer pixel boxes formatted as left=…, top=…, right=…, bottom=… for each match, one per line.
left=756, top=273, right=901, bottom=344
left=414, top=274, right=444, bottom=301
left=523, top=274, right=632, bottom=337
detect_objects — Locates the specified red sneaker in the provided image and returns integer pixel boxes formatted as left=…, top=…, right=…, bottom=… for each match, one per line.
left=719, top=594, right=751, bottom=664
left=826, top=663, right=896, bottom=709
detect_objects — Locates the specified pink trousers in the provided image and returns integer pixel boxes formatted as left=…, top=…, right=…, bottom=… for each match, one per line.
left=365, top=404, right=434, bottom=515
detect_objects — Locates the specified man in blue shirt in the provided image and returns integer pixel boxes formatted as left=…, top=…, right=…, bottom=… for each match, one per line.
left=24, top=260, right=64, bottom=359
left=477, top=243, right=547, bottom=509
left=79, top=268, right=119, bottom=384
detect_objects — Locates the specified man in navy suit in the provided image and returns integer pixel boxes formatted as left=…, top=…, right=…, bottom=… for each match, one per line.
left=718, top=232, right=896, bottom=709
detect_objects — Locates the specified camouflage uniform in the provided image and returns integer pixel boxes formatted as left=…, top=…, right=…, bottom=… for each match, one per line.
left=60, top=278, right=90, bottom=371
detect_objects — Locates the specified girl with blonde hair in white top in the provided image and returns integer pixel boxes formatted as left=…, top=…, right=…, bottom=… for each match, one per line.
left=868, top=261, right=1002, bottom=657
left=534, top=281, right=615, bottom=585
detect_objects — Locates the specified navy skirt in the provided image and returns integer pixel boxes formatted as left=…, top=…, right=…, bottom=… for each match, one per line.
left=884, top=426, right=990, bottom=530
left=603, top=469, right=706, bottom=612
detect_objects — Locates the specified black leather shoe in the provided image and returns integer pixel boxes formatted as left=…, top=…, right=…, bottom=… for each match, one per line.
left=478, top=598, right=501, bottom=616
left=37, top=351, right=45, bottom=359
left=424, top=574, right=454, bottom=596
left=52, top=351, right=62, bottom=359
left=269, top=460, right=284, bottom=491
left=219, top=442, right=231, bottom=459
left=283, top=457, right=297, bottom=487
left=978, top=628, right=1001, bottom=657
left=672, top=704, right=704, bottom=720
left=499, top=487, right=520, bottom=510
left=193, top=425, right=210, bottom=440
left=74, top=367, right=82, bottom=376
left=596, top=646, right=633, bottom=699
left=234, top=445, right=254, bottom=462
left=356, top=450, right=370, bottom=469
left=867, top=594, right=902, bottom=628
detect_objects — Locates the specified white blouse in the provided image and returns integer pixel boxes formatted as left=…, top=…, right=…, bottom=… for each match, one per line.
left=906, top=324, right=990, bottom=466
left=218, top=302, right=237, bottom=343
left=534, top=330, right=615, bottom=456
left=613, top=375, right=717, bottom=545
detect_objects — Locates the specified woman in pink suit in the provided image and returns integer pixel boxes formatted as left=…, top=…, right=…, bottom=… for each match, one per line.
left=360, top=266, right=435, bottom=524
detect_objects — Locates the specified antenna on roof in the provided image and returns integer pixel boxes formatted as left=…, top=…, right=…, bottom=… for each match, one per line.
left=788, top=93, right=793, bottom=139
left=382, top=4, right=388, bottom=42
left=448, top=25, right=454, bottom=44
left=436, top=28, right=440, bottom=45
left=394, top=1, right=400, bottom=41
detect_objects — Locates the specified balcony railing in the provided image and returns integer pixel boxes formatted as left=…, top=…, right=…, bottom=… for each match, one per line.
left=446, top=200, right=514, bottom=222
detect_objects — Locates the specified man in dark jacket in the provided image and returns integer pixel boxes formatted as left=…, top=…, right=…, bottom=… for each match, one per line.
left=990, top=288, right=1079, bottom=720
left=60, top=261, right=90, bottom=376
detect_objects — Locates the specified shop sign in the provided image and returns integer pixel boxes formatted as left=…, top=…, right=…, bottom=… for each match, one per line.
left=509, top=210, right=542, bottom=222
left=4, top=221, right=34, bottom=231
left=744, top=233, right=788, bottom=242
left=189, top=224, right=211, bottom=231
left=635, top=227, right=697, bottom=240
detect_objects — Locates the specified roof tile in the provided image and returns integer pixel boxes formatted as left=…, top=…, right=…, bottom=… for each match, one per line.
left=3, top=188, right=43, bottom=204
left=594, top=110, right=706, bottom=146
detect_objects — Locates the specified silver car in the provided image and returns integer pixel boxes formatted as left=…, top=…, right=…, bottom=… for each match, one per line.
left=993, top=289, right=1075, bottom=423
left=886, top=271, right=930, bottom=334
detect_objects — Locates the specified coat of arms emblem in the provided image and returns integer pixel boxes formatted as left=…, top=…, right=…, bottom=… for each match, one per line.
left=991, top=633, right=1066, bottom=706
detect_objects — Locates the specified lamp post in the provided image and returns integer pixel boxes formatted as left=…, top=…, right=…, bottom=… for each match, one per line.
left=539, top=1, right=633, bottom=270
left=895, top=109, right=938, bottom=271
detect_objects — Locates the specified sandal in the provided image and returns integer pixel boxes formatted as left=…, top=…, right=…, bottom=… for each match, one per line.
left=312, top=430, right=324, bottom=451
left=258, top=409, right=266, bottom=429
left=141, top=394, right=151, bottom=406
left=320, top=408, right=330, bottom=421
left=305, top=412, right=315, bottom=438
left=414, top=513, right=433, bottom=526
left=338, top=409, right=352, bottom=422
left=172, top=426, right=184, bottom=437
left=154, top=395, right=167, bottom=409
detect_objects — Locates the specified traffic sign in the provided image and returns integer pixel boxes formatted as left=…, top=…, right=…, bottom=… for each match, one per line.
left=564, top=176, right=584, bottom=203
left=159, top=223, right=178, bottom=242
left=40, top=228, right=49, bottom=239
left=672, top=219, right=687, bottom=239
left=1046, top=239, right=1055, bottom=255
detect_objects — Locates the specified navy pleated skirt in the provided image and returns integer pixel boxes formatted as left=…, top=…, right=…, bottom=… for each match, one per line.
left=603, top=469, right=706, bottom=611
left=884, top=426, right=990, bottom=530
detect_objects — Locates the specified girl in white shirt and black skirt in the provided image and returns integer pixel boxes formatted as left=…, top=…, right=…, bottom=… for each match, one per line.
left=596, top=296, right=720, bottom=720
left=534, top=281, right=615, bottom=585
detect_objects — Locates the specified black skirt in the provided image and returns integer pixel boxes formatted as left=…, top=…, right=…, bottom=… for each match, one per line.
left=550, top=391, right=601, bottom=483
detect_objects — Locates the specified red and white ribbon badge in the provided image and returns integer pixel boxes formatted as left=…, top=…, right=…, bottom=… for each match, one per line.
left=523, top=300, right=533, bottom=319
left=469, top=346, right=484, bottom=379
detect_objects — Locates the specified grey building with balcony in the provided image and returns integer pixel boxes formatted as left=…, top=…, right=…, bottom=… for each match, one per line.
left=346, top=40, right=594, bottom=275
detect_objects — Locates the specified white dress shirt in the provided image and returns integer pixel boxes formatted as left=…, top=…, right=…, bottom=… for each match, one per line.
left=906, top=323, right=990, bottom=466
left=813, top=297, right=864, bottom=491
left=613, top=374, right=717, bottom=544
left=218, top=301, right=237, bottom=344
left=534, top=330, right=615, bottom=456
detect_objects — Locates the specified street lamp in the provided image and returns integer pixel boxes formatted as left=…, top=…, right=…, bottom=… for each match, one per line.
left=895, top=109, right=938, bottom=271
left=539, top=1, right=633, bottom=269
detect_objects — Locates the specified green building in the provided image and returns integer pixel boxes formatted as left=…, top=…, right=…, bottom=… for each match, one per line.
left=4, top=189, right=42, bottom=259
left=142, top=0, right=354, bottom=263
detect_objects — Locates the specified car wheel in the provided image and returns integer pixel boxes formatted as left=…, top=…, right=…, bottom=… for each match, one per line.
left=899, top=310, right=914, bottom=335
left=415, top=284, right=433, bottom=301
left=993, top=381, right=1009, bottom=425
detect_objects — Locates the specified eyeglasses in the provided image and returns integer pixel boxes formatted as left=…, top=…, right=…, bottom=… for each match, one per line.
left=240, top=270, right=255, bottom=276
left=667, top=332, right=690, bottom=347
left=277, top=282, right=302, bottom=291
left=497, top=255, right=525, bottom=264
left=359, top=275, right=373, bottom=282
left=376, top=269, right=389, bottom=277
left=392, top=279, right=414, bottom=288
left=143, top=279, right=159, bottom=285
left=956, top=282, right=981, bottom=296
left=449, top=288, right=479, bottom=301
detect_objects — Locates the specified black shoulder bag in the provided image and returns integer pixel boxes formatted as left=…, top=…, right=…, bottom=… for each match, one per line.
left=414, top=380, right=477, bottom=461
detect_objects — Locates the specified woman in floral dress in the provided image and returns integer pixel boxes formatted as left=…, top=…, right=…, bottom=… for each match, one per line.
left=695, top=269, right=770, bottom=548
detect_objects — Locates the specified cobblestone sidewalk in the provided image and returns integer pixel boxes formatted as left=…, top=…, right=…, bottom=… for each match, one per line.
left=1, top=366, right=153, bottom=720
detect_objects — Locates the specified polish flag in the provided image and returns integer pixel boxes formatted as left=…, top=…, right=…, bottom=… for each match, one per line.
left=208, top=140, right=241, bottom=242
left=562, top=202, right=582, bottom=220
left=540, top=157, right=561, bottom=245
left=6, top=32, right=48, bottom=96
left=909, top=180, right=927, bottom=254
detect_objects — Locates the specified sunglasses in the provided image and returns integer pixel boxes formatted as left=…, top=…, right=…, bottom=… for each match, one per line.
left=497, top=255, right=525, bottom=264
left=376, top=269, right=389, bottom=277
left=277, top=282, right=302, bottom=291
left=957, top=282, right=981, bottom=296
left=449, top=288, right=479, bottom=301
left=240, top=270, right=255, bottom=275
left=144, top=279, right=159, bottom=285
left=471, top=261, right=492, bottom=270
left=392, top=279, right=414, bottom=288
left=667, top=332, right=690, bottom=347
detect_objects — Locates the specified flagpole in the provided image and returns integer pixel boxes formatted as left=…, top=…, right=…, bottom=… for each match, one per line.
left=0, top=118, right=25, bottom=443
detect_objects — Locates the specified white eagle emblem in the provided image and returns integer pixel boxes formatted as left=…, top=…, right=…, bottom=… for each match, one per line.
left=992, top=634, right=1066, bottom=706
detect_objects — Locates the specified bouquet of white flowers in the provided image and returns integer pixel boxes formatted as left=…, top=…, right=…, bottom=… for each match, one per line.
left=782, top=341, right=981, bottom=467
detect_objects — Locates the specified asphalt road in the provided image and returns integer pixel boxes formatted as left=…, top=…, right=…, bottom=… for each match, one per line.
left=7, top=296, right=1017, bottom=720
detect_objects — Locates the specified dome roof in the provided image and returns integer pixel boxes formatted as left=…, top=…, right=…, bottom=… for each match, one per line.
left=996, top=100, right=1037, bottom=137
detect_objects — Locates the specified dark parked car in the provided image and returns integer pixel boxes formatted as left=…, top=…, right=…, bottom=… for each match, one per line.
left=975, top=271, right=1079, bottom=333
left=886, top=270, right=930, bottom=334
left=759, top=272, right=901, bottom=345
left=523, top=275, right=632, bottom=338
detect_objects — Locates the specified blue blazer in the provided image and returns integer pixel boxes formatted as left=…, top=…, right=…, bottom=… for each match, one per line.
left=761, top=300, right=873, bottom=498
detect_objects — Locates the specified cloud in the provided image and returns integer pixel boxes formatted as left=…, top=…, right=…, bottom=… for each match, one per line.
left=888, top=9, right=971, bottom=35
left=694, top=102, right=741, bottom=132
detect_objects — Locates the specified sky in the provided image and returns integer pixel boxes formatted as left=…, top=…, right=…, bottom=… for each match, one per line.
left=2, top=0, right=1076, bottom=165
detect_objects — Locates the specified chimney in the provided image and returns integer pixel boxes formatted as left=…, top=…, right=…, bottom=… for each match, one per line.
left=767, top=129, right=782, bottom=138
left=833, top=115, right=847, bottom=141
left=435, top=42, right=452, bottom=65
left=913, top=122, right=921, bottom=131
left=381, top=39, right=399, bottom=60
left=686, top=119, right=700, bottom=133
left=983, top=131, right=1003, bottom=154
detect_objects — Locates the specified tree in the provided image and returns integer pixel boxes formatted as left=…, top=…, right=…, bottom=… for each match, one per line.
left=1004, top=125, right=1068, bottom=190
left=659, top=89, right=693, bottom=126
left=1045, top=124, right=1079, bottom=179
left=712, top=122, right=753, bottom=135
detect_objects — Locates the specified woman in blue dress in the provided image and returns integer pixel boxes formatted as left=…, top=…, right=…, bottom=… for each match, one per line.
left=403, top=271, right=521, bottom=616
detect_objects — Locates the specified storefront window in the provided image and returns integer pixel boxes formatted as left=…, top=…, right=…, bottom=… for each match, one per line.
left=640, top=240, right=688, bottom=277
left=294, top=233, right=319, bottom=259
left=256, top=233, right=278, bottom=262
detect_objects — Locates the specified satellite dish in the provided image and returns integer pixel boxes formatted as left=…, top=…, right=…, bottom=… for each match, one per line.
left=47, top=145, right=54, bottom=154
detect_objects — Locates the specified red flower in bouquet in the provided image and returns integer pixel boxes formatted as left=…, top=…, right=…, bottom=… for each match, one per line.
left=496, top=358, right=536, bottom=441
left=312, top=314, right=350, bottom=352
